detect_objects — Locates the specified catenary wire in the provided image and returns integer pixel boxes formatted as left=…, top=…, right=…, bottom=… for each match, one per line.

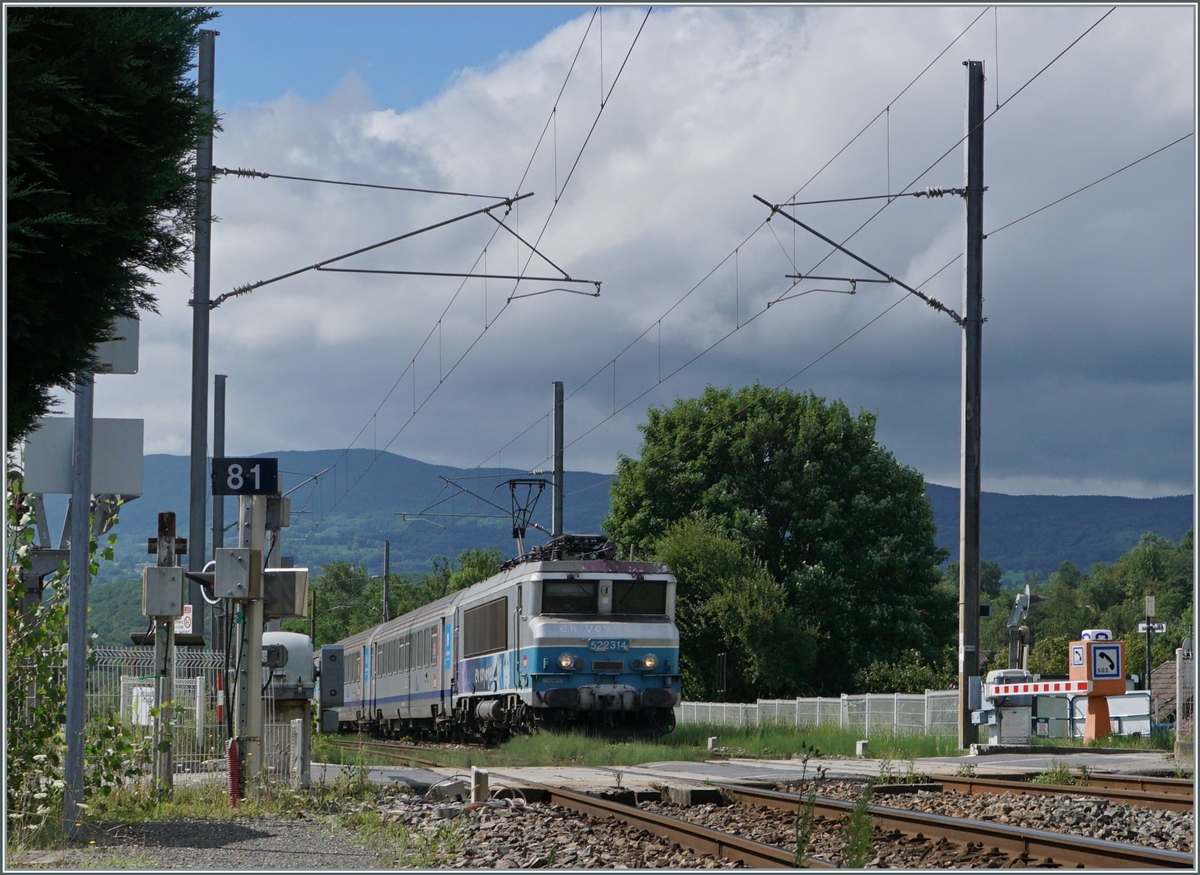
left=514, top=11, right=1142, bottom=485
left=985, top=133, right=1193, bottom=238
left=291, top=10, right=612, bottom=532
left=294, top=9, right=650, bottom=540
left=560, top=252, right=964, bottom=502
left=560, top=119, right=1177, bottom=499
left=766, top=5, right=1117, bottom=311
left=473, top=6, right=993, bottom=473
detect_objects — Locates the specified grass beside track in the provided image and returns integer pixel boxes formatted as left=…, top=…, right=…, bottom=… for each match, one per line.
left=315, top=723, right=968, bottom=769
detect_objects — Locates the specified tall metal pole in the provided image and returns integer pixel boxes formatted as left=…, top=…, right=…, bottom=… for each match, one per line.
left=958, top=59, right=985, bottom=749
left=382, top=540, right=390, bottom=622
left=211, top=374, right=226, bottom=651
left=212, top=374, right=226, bottom=555
left=188, top=29, right=217, bottom=637
left=552, top=380, right=564, bottom=538
left=63, top=374, right=94, bottom=838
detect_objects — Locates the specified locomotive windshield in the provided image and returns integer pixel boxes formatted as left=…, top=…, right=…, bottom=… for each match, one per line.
left=539, top=578, right=669, bottom=616
left=613, top=580, right=667, bottom=614
left=541, top=580, right=597, bottom=614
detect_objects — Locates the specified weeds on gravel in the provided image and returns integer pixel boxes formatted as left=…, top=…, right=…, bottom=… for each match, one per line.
left=877, top=758, right=930, bottom=785
left=1030, top=760, right=1090, bottom=786
left=839, top=780, right=877, bottom=869
left=338, top=808, right=466, bottom=867
left=791, top=743, right=826, bottom=868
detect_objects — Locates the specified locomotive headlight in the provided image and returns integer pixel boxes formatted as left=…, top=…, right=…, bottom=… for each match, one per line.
left=558, top=652, right=576, bottom=670
left=641, top=653, right=658, bottom=670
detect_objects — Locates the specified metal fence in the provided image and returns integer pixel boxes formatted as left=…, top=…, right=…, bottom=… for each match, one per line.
left=1177, top=647, right=1194, bottom=760
left=90, top=647, right=227, bottom=773
left=88, top=648, right=305, bottom=781
left=678, top=690, right=960, bottom=736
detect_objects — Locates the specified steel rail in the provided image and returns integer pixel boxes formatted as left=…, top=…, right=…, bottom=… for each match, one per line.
left=1061, top=774, right=1193, bottom=796
left=932, top=774, right=1192, bottom=812
left=325, top=742, right=829, bottom=867
left=501, top=776, right=836, bottom=869
left=326, top=741, right=1191, bottom=867
left=710, top=782, right=1194, bottom=869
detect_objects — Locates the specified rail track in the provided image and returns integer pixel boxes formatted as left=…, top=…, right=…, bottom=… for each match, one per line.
left=704, top=781, right=1192, bottom=868
left=322, top=738, right=1192, bottom=868
left=929, top=774, right=1192, bottom=813
left=325, top=739, right=1191, bottom=812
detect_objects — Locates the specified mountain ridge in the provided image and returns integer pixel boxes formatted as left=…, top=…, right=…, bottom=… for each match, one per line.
left=43, top=450, right=1192, bottom=585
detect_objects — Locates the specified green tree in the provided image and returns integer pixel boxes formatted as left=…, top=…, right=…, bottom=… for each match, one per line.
left=944, top=559, right=1004, bottom=599
left=1027, top=633, right=1071, bottom=677
left=302, top=562, right=381, bottom=646
left=6, top=470, right=146, bottom=842
left=652, top=516, right=816, bottom=699
left=854, top=644, right=957, bottom=693
left=605, top=384, right=953, bottom=694
left=6, top=7, right=219, bottom=444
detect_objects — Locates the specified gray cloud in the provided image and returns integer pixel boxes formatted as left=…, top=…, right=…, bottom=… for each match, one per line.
left=63, top=6, right=1194, bottom=499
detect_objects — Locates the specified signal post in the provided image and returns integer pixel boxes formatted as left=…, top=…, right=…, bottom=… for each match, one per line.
left=142, top=511, right=187, bottom=794
left=211, top=457, right=277, bottom=787
left=209, top=456, right=309, bottom=792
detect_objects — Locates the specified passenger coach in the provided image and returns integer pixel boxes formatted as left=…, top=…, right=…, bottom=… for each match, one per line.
left=329, top=535, right=682, bottom=739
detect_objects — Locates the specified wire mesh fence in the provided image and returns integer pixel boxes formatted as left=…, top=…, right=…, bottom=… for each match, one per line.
left=89, top=647, right=228, bottom=773
left=86, top=648, right=310, bottom=784
left=678, top=690, right=960, bottom=736
left=1177, top=648, right=1194, bottom=760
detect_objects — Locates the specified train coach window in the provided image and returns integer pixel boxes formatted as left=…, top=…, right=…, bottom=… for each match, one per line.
left=541, top=580, right=598, bottom=615
left=613, top=580, right=667, bottom=615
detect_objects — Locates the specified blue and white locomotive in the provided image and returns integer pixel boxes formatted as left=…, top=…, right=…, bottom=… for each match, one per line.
left=326, top=535, right=681, bottom=739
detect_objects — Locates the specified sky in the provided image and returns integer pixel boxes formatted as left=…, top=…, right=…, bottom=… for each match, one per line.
left=59, top=4, right=1196, bottom=502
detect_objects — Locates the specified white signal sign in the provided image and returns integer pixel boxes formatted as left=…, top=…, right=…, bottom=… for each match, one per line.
left=174, top=603, right=193, bottom=635
left=1071, top=644, right=1085, bottom=667
left=1138, top=622, right=1167, bottom=634
left=1091, top=643, right=1122, bottom=679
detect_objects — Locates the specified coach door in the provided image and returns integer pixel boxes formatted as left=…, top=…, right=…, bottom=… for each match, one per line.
left=513, top=585, right=523, bottom=690
left=440, top=618, right=452, bottom=714
left=400, top=631, right=411, bottom=719
left=364, top=643, right=376, bottom=720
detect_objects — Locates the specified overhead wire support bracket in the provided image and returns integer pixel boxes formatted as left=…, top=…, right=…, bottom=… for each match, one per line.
left=783, top=185, right=976, bottom=207
left=771, top=276, right=881, bottom=306
left=212, top=165, right=511, bottom=200
left=314, top=266, right=600, bottom=293
left=754, top=194, right=963, bottom=325
left=204, top=192, right=535, bottom=309
left=479, top=211, right=603, bottom=301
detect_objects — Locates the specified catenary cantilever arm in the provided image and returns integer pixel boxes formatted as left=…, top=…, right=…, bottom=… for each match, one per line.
left=754, top=194, right=963, bottom=325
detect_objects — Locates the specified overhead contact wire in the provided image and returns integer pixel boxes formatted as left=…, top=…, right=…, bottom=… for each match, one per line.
left=300, top=8, right=650, bottom=535
left=478, top=6, right=989, bottom=471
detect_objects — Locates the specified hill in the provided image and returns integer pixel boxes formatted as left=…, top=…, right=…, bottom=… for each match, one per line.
left=925, top=484, right=1193, bottom=577
left=49, top=449, right=613, bottom=586
left=41, top=450, right=1191, bottom=646
left=45, top=448, right=1189, bottom=585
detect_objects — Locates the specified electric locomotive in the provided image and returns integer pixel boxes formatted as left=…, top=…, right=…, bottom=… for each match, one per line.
left=327, top=535, right=681, bottom=740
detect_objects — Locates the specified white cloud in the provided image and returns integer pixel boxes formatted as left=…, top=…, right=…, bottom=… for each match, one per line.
left=65, top=5, right=1193, bottom=498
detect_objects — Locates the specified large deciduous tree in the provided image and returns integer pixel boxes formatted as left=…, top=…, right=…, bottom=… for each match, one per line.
left=652, top=515, right=817, bottom=700
left=605, top=384, right=954, bottom=694
left=6, top=7, right=218, bottom=445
